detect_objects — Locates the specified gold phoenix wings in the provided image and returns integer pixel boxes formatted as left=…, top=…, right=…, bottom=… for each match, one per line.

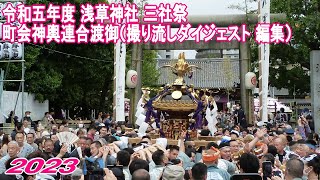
left=161, top=52, right=201, bottom=85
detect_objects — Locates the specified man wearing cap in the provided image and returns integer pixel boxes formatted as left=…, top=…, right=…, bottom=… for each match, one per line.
left=202, top=147, right=231, bottom=180
left=305, top=140, right=317, bottom=153
left=230, top=130, right=240, bottom=140
left=285, top=128, right=295, bottom=135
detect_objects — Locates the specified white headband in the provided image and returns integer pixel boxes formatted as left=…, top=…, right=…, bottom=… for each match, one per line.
left=302, top=154, right=317, bottom=163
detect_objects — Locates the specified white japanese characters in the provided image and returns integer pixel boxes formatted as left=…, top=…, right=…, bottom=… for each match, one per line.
left=0, top=2, right=292, bottom=44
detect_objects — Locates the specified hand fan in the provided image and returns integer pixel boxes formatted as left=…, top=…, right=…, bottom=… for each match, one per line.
left=57, top=132, right=79, bottom=147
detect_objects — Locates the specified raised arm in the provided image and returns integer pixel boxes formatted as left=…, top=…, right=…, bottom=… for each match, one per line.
left=297, top=118, right=307, bottom=140
left=56, top=144, right=68, bottom=158
left=179, top=131, right=186, bottom=153
left=244, top=128, right=267, bottom=153
left=302, top=117, right=311, bottom=134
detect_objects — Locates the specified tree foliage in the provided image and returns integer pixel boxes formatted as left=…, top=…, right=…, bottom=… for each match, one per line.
left=126, top=47, right=160, bottom=88
left=2, top=0, right=159, bottom=118
left=141, top=50, right=160, bottom=87
left=268, top=0, right=317, bottom=95
left=2, top=0, right=114, bottom=118
left=230, top=0, right=314, bottom=96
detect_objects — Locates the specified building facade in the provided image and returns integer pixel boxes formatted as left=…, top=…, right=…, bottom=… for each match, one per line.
left=157, top=50, right=175, bottom=59
left=195, top=49, right=239, bottom=59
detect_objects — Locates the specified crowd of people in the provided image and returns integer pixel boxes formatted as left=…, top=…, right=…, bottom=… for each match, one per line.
left=0, top=109, right=319, bottom=180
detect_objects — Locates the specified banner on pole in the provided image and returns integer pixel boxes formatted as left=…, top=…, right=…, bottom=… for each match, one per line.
left=259, top=0, right=270, bottom=122
left=115, top=0, right=127, bottom=122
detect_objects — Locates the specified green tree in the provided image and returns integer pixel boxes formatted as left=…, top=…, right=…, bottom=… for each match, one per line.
left=229, top=0, right=312, bottom=96
left=2, top=0, right=159, bottom=118
left=269, top=0, right=318, bottom=95
left=141, top=50, right=160, bottom=87
left=125, top=48, right=160, bottom=88
left=1, top=0, right=115, bottom=118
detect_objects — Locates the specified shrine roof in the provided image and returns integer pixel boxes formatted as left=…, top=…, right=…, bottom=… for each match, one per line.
left=157, top=58, right=240, bottom=89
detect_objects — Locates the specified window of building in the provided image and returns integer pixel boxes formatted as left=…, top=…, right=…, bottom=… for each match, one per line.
left=166, top=55, right=171, bottom=59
